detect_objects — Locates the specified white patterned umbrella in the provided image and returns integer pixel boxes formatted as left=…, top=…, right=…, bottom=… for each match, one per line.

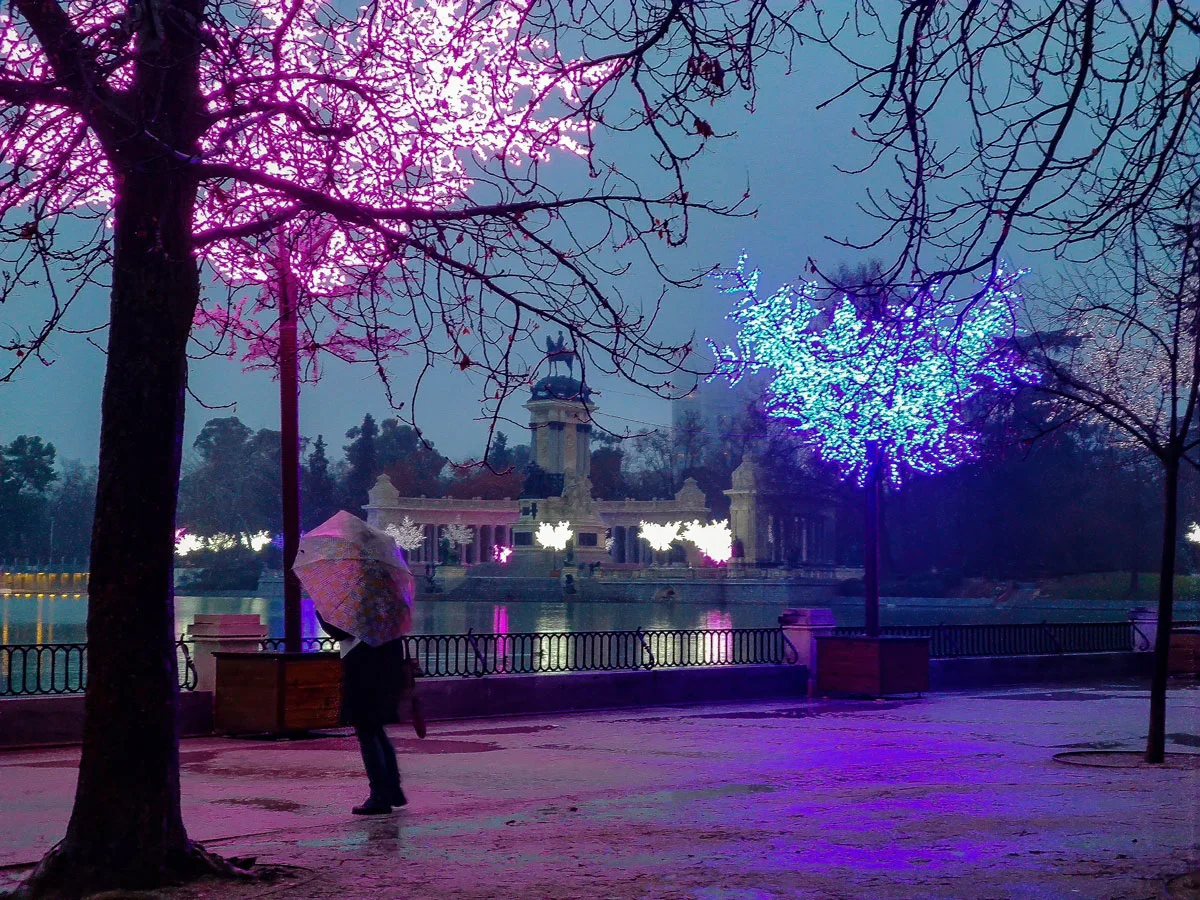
left=293, top=511, right=414, bottom=645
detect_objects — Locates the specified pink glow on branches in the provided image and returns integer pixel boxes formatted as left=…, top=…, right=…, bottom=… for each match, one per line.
left=3, top=0, right=602, bottom=371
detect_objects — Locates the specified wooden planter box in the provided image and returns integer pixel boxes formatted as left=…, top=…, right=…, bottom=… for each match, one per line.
left=1169, top=628, right=1200, bottom=675
left=815, top=635, right=930, bottom=697
left=214, top=651, right=343, bottom=735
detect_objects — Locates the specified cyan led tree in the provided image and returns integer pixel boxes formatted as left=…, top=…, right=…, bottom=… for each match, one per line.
left=708, top=254, right=1036, bottom=635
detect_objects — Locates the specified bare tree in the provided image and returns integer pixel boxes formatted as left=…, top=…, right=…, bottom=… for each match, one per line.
left=810, top=2, right=1199, bottom=291
left=1034, top=197, right=1200, bottom=763
left=0, top=0, right=803, bottom=893
left=810, top=0, right=1199, bottom=765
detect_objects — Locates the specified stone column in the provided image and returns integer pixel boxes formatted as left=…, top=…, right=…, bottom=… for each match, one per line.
left=778, top=608, right=836, bottom=689
left=187, top=614, right=267, bottom=692
left=1129, top=607, right=1158, bottom=652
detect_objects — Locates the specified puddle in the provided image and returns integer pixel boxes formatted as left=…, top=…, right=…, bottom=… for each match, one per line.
left=435, top=724, right=557, bottom=737
left=694, top=702, right=906, bottom=720
left=215, top=796, right=308, bottom=813
left=1003, top=691, right=1123, bottom=702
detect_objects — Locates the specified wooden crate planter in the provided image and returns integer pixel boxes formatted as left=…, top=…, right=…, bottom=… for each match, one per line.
left=815, top=635, right=930, bottom=697
left=214, top=651, right=343, bottom=735
left=1169, top=628, right=1200, bottom=676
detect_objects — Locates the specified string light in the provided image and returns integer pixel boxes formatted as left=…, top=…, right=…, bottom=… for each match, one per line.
left=174, top=529, right=273, bottom=556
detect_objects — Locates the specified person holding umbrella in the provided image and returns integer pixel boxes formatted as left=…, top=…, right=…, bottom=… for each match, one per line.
left=294, top=511, right=417, bottom=815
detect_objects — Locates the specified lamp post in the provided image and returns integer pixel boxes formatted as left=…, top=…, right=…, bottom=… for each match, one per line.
left=863, top=441, right=882, bottom=639
left=278, top=254, right=302, bottom=653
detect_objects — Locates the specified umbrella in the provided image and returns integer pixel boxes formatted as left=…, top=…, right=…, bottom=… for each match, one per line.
left=293, top=511, right=414, bottom=646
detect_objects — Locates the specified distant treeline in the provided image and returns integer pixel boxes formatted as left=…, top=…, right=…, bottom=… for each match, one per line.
left=1, top=397, right=1194, bottom=581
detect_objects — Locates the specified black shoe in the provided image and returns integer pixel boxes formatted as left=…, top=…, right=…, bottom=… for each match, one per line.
left=391, top=787, right=407, bottom=807
left=352, top=798, right=393, bottom=815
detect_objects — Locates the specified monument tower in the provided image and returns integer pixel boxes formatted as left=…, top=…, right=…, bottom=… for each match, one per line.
left=511, top=334, right=608, bottom=563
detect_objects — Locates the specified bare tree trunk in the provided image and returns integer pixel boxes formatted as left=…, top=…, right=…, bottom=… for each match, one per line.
left=19, top=167, right=201, bottom=897
left=278, top=263, right=303, bottom=652
left=18, top=1, right=218, bottom=893
left=1146, top=453, right=1179, bottom=764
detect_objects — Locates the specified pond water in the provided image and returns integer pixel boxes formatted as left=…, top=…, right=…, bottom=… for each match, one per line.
left=2, top=591, right=1189, bottom=646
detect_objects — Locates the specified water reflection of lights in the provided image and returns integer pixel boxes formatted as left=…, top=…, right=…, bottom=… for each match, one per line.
left=2, top=596, right=802, bottom=650
left=704, top=610, right=734, bottom=630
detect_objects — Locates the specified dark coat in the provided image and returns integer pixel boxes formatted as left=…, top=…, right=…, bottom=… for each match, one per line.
left=317, top=613, right=410, bottom=728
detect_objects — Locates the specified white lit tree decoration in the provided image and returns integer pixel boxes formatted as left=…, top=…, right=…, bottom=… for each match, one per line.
left=638, top=521, right=682, bottom=566
left=535, top=521, right=573, bottom=571
left=385, top=517, right=426, bottom=553
left=535, top=522, right=573, bottom=551
left=682, top=520, right=733, bottom=564
left=709, top=254, right=1036, bottom=634
left=173, top=529, right=272, bottom=556
left=443, top=524, right=475, bottom=560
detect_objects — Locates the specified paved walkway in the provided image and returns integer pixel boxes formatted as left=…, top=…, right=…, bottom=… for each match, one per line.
left=2, top=681, right=1198, bottom=899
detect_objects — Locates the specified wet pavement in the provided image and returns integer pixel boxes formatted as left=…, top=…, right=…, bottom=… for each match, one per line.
left=2, top=680, right=1198, bottom=899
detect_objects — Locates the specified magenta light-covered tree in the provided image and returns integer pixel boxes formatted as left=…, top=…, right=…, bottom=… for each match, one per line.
left=183, top=0, right=603, bottom=655
left=1, top=0, right=803, bottom=891
left=708, top=254, right=1036, bottom=634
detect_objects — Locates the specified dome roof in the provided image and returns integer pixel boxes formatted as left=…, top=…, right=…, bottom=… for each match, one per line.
left=530, top=374, right=592, bottom=403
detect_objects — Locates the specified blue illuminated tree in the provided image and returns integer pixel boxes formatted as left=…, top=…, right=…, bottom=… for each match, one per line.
left=708, top=255, right=1037, bottom=634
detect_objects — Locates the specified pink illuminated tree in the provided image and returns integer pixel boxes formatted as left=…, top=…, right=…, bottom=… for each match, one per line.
left=1, top=0, right=803, bottom=892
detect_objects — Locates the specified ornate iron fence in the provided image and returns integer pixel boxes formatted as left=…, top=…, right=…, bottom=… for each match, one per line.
left=1, top=620, right=1159, bottom=696
left=0, top=638, right=197, bottom=697
left=831, top=621, right=1137, bottom=658
left=411, top=627, right=795, bottom=677
left=260, top=627, right=797, bottom=677
left=260, top=637, right=339, bottom=653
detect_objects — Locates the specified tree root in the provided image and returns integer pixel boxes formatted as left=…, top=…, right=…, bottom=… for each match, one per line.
left=10, top=840, right=256, bottom=900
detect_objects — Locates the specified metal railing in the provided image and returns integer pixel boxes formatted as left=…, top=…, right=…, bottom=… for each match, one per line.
left=260, top=637, right=339, bottom=653
left=831, top=621, right=1137, bottom=658
left=261, top=627, right=797, bottom=677
left=2, top=620, right=1164, bottom=697
left=0, top=638, right=197, bottom=697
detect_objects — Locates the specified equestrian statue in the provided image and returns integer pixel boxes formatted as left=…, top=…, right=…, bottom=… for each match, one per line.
left=545, top=330, right=577, bottom=377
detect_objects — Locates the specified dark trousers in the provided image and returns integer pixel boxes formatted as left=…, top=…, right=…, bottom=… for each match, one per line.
left=355, top=723, right=401, bottom=803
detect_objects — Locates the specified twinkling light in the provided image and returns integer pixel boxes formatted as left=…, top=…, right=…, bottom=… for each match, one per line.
left=681, top=519, right=733, bottom=564
left=535, top=521, right=572, bottom=552
left=385, top=517, right=426, bottom=551
left=639, top=521, right=682, bottom=552
left=493, top=545, right=513, bottom=564
left=707, top=254, right=1038, bottom=485
left=1187, top=523, right=1200, bottom=545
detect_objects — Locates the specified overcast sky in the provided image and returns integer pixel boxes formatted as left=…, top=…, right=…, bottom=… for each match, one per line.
left=1, top=34, right=1028, bottom=468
